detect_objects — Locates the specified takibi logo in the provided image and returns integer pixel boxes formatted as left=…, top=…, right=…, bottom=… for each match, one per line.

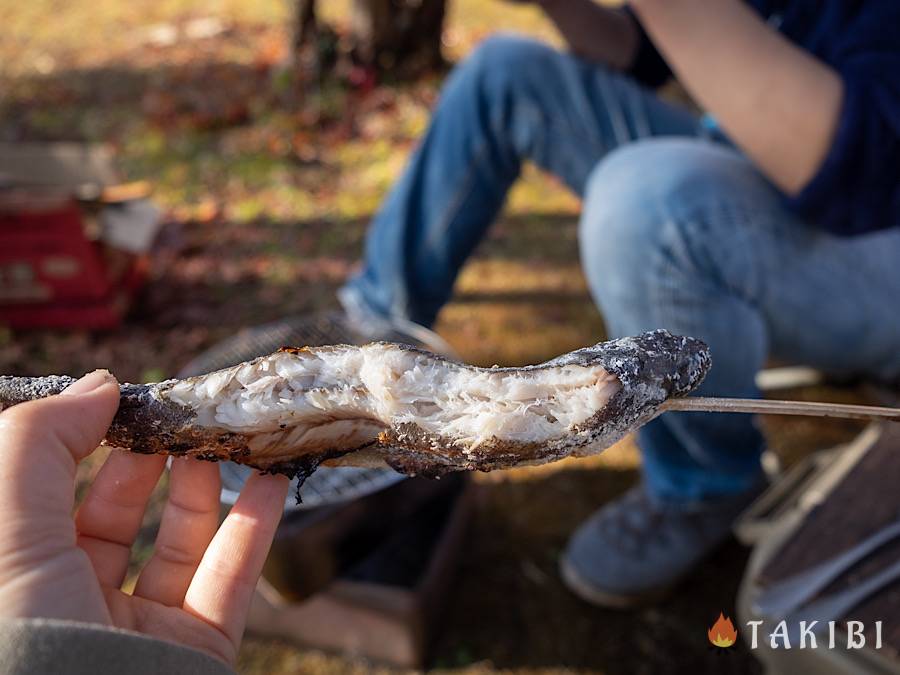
left=708, top=612, right=738, bottom=648
left=705, top=613, right=886, bottom=651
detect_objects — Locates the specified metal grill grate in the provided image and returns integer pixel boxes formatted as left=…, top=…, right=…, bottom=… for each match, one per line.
left=177, top=311, right=451, bottom=510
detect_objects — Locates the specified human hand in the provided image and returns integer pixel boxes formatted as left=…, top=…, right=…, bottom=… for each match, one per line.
left=0, top=370, right=289, bottom=667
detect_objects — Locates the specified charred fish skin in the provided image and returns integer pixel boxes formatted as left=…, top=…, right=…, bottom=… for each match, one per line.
left=0, top=330, right=711, bottom=479
left=0, top=374, right=78, bottom=403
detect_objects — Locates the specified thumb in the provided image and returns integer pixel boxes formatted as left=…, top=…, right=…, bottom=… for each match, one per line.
left=58, top=370, right=122, bottom=458
left=0, top=370, right=120, bottom=515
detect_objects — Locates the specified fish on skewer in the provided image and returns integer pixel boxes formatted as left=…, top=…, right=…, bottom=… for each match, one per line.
left=0, top=330, right=710, bottom=483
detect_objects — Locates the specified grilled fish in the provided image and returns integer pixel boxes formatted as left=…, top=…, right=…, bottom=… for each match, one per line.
left=0, top=330, right=710, bottom=482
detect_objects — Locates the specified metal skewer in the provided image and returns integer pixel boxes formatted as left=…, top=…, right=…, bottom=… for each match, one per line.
left=662, top=397, right=900, bottom=422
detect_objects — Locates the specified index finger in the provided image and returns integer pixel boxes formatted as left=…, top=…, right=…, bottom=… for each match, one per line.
left=181, top=471, right=288, bottom=649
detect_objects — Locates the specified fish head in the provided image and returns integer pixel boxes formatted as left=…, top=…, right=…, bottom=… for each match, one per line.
left=679, top=338, right=712, bottom=394
left=588, top=329, right=711, bottom=400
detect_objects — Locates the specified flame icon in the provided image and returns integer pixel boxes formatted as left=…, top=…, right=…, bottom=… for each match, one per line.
left=708, top=612, right=738, bottom=648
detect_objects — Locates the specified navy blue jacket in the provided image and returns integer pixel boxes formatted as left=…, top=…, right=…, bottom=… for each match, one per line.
left=628, top=1, right=900, bottom=236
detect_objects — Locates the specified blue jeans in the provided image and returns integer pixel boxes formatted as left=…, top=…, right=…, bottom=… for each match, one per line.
left=341, top=35, right=900, bottom=502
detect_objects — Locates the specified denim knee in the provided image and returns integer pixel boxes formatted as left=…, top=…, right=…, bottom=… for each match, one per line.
left=578, top=141, right=681, bottom=326
left=578, top=139, right=771, bottom=331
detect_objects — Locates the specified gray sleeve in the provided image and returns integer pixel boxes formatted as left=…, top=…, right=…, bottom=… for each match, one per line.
left=0, top=618, right=234, bottom=675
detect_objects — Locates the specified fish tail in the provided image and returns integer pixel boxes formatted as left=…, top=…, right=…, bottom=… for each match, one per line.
left=0, top=375, right=78, bottom=410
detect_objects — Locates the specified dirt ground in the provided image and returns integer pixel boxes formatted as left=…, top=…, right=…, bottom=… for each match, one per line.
left=0, top=2, right=870, bottom=673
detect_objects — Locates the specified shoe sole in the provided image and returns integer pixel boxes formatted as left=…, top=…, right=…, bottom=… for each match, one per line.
left=559, top=555, right=675, bottom=609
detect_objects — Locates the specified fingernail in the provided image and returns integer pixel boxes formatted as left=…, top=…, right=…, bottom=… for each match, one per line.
left=63, top=369, right=117, bottom=396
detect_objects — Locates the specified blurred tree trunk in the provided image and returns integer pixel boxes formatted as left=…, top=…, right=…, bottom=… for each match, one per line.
left=293, top=0, right=318, bottom=58
left=350, top=0, right=447, bottom=75
left=293, top=0, right=447, bottom=80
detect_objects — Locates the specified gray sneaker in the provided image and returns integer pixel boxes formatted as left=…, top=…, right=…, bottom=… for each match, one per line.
left=560, top=481, right=764, bottom=608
